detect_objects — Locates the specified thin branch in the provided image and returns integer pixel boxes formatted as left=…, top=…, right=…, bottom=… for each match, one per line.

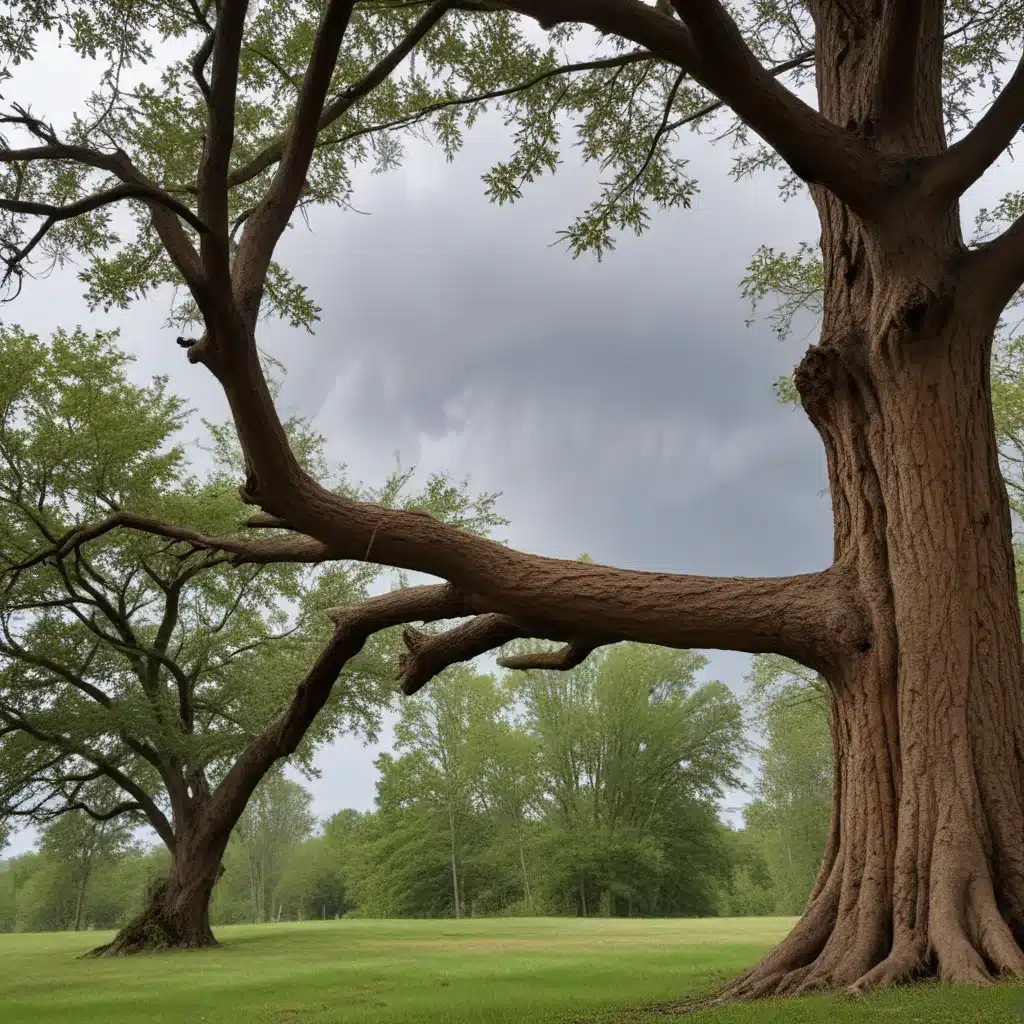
left=500, top=0, right=883, bottom=215
left=64, top=799, right=144, bottom=823
left=0, top=137, right=209, bottom=303
left=0, top=183, right=208, bottom=282
left=222, top=0, right=464, bottom=193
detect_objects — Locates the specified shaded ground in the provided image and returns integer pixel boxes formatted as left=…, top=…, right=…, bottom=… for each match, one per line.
left=0, top=917, right=1021, bottom=1023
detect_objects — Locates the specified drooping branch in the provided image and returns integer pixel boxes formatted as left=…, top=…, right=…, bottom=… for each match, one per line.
left=0, top=184, right=209, bottom=284
left=8, top=509, right=335, bottom=572
left=923, top=48, right=1024, bottom=202
left=0, top=704, right=176, bottom=849
left=397, top=614, right=597, bottom=694
left=62, top=799, right=145, bottom=824
left=235, top=457, right=867, bottom=675
left=500, top=0, right=883, bottom=215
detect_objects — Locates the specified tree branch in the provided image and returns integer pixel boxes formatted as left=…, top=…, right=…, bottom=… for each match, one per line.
left=0, top=138, right=210, bottom=303
left=9, top=509, right=335, bottom=571
left=964, top=213, right=1024, bottom=316
left=0, top=705, right=176, bottom=850
left=239, top=463, right=866, bottom=676
left=202, top=582, right=468, bottom=834
left=397, top=615, right=597, bottom=694
left=16, top=505, right=864, bottom=676
left=222, top=0, right=459, bottom=194
left=63, top=799, right=144, bottom=824
left=232, top=0, right=361, bottom=327
left=922, top=48, right=1024, bottom=202
left=197, top=0, right=250, bottom=287
left=500, top=0, right=883, bottom=215
left=872, top=1, right=935, bottom=134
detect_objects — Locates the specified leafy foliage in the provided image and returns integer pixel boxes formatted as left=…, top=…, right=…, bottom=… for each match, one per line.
left=0, top=324, right=504, bottom=853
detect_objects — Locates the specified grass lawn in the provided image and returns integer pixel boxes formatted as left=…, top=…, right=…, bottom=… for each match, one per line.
left=0, top=916, right=1022, bottom=1023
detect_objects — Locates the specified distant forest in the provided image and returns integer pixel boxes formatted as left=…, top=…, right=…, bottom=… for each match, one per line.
left=0, top=650, right=829, bottom=931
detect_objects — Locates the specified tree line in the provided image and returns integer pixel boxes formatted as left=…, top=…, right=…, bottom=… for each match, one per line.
left=1, top=646, right=831, bottom=930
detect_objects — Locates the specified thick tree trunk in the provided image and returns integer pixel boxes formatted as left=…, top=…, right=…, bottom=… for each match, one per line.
left=719, top=308, right=1024, bottom=998
left=694, top=3, right=1024, bottom=1001
left=87, top=828, right=226, bottom=957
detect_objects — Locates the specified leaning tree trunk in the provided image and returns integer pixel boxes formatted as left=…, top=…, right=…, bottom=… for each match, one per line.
left=88, top=824, right=227, bottom=957
left=717, top=7, right=1024, bottom=998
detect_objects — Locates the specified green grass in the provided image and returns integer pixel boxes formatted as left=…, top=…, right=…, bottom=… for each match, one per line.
left=0, top=917, right=1021, bottom=1023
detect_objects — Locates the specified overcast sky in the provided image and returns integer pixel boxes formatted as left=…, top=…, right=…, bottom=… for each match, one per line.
left=2, top=26, right=1016, bottom=856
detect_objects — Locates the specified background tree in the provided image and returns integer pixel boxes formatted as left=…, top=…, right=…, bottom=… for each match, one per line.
left=34, top=793, right=138, bottom=932
left=509, top=642, right=744, bottom=918
left=340, top=644, right=744, bottom=919
left=0, top=326, right=504, bottom=952
left=6, top=0, right=1024, bottom=998
left=224, top=772, right=315, bottom=925
left=740, top=656, right=832, bottom=916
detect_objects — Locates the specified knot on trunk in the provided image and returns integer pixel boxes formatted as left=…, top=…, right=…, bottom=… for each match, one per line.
left=794, top=334, right=863, bottom=418
left=880, top=277, right=954, bottom=345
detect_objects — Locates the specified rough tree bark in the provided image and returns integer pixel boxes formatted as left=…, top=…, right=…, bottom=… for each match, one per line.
left=89, top=821, right=225, bottom=956
left=714, top=3, right=1024, bottom=997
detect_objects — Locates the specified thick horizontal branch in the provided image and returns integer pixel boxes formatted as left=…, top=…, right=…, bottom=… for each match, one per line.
left=38, top=504, right=864, bottom=673
left=246, top=475, right=866, bottom=672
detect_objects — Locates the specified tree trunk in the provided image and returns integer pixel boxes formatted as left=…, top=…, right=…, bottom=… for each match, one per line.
left=86, top=829, right=225, bottom=957
left=720, top=305, right=1024, bottom=997
left=685, top=6, right=1024, bottom=1002
left=448, top=804, right=461, bottom=920
left=517, top=831, right=533, bottom=909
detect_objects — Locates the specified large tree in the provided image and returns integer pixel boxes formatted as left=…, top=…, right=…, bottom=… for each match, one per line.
left=3, top=0, right=1024, bottom=1000
left=0, top=326, right=503, bottom=953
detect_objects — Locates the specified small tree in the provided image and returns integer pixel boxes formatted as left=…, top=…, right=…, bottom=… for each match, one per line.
left=0, top=326, right=503, bottom=952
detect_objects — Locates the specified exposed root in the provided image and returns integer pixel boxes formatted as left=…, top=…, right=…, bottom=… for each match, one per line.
left=707, top=847, right=1024, bottom=1005
left=83, top=882, right=218, bottom=957
left=846, top=939, right=926, bottom=995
